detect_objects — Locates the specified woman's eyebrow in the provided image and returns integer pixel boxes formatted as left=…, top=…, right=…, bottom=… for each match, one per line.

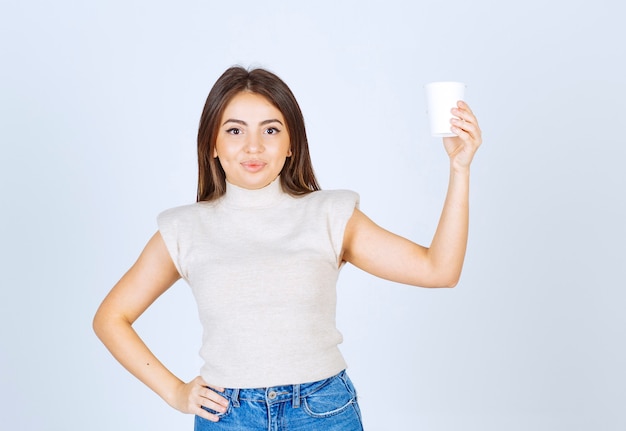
left=222, top=118, right=284, bottom=126
left=260, top=119, right=284, bottom=126
left=222, top=118, right=247, bottom=126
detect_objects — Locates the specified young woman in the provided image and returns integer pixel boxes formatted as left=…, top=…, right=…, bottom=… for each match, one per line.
left=93, top=66, right=482, bottom=430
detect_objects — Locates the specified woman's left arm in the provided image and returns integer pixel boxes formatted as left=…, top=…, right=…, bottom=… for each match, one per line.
left=342, top=101, right=482, bottom=288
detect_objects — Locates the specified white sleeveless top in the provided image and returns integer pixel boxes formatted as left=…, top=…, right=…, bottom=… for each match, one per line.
left=157, top=178, right=359, bottom=388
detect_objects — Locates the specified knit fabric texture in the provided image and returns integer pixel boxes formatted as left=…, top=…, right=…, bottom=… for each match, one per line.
left=157, top=178, right=359, bottom=388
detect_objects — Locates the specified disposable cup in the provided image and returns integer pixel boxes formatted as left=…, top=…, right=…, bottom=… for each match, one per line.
left=425, top=81, right=466, bottom=137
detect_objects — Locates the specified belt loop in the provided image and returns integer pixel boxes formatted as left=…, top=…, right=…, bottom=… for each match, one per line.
left=230, top=388, right=240, bottom=407
left=292, top=383, right=300, bottom=408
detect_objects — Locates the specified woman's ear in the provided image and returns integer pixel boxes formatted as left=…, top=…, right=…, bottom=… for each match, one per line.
left=287, top=148, right=292, bottom=157
left=213, top=147, right=218, bottom=158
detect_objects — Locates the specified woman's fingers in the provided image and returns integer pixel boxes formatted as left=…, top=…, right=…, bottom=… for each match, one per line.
left=451, top=117, right=479, bottom=141
left=442, top=101, right=482, bottom=169
left=201, top=385, right=229, bottom=410
left=453, top=102, right=478, bottom=128
left=453, top=100, right=477, bottom=123
left=451, top=102, right=482, bottom=143
left=173, top=376, right=229, bottom=422
left=193, top=391, right=227, bottom=422
left=194, top=377, right=229, bottom=410
left=194, top=404, right=221, bottom=423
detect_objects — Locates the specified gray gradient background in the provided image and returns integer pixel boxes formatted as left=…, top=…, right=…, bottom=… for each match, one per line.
left=1, top=0, right=624, bottom=430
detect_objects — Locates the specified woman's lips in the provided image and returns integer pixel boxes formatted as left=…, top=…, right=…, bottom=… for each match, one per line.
left=241, top=160, right=267, bottom=173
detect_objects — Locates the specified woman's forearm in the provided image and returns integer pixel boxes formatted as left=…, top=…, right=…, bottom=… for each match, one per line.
left=426, top=166, right=470, bottom=287
left=93, top=313, right=183, bottom=406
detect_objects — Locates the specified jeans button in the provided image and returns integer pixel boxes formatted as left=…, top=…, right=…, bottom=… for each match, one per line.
left=268, top=391, right=277, bottom=399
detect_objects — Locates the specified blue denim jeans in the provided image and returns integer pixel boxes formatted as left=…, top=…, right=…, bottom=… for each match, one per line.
left=195, top=370, right=364, bottom=431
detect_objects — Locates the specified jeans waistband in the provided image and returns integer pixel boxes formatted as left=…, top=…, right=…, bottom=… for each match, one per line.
left=221, top=370, right=346, bottom=408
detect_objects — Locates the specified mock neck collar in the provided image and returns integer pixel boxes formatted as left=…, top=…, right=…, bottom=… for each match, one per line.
left=222, top=177, right=286, bottom=209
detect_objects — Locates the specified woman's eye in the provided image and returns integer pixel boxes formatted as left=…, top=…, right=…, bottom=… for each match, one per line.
left=265, top=127, right=280, bottom=135
left=226, top=128, right=242, bottom=135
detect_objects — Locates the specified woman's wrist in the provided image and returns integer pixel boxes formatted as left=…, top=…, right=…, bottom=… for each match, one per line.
left=450, top=163, right=471, bottom=178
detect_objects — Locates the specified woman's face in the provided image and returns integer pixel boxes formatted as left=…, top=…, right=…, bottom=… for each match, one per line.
left=214, top=91, right=291, bottom=190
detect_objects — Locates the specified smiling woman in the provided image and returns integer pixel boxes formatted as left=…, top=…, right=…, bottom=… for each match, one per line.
left=92, top=66, right=482, bottom=431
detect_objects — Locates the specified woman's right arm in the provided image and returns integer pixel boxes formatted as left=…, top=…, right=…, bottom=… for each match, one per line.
left=92, top=231, right=229, bottom=422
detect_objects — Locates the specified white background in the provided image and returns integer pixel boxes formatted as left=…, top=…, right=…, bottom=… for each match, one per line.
left=1, top=0, right=624, bottom=430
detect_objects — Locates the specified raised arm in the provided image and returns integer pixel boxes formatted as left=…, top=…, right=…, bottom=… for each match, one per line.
left=342, top=101, right=482, bottom=288
left=92, top=232, right=229, bottom=422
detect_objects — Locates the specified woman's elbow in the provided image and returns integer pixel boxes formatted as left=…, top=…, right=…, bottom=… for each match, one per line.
left=442, top=277, right=460, bottom=288
left=439, top=270, right=462, bottom=288
left=92, top=309, right=107, bottom=340
left=418, top=270, right=462, bottom=288
left=92, top=305, right=120, bottom=341
left=425, top=278, right=459, bottom=288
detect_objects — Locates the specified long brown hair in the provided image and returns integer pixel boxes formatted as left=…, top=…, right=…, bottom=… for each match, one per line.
left=196, top=66, right=320, bottom=201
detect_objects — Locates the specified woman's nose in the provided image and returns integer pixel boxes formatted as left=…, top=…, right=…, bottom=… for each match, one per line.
left=244, top=132, right=263, bottom=153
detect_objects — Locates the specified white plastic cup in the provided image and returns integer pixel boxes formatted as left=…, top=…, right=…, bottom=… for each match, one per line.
left=425, top=81, right=466, bottom=137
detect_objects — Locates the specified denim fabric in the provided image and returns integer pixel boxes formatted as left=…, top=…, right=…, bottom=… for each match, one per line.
left=195, top=370, right=364, bottom=431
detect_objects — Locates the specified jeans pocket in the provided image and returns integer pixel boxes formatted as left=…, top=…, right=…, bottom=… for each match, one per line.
left=302, top=374, right=357, bottom=419
left=199, top=401, right=232, bottom=419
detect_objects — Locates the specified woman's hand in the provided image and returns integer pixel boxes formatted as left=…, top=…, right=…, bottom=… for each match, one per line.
left=169, top=376, right=230, bottom=422
left=443, top=101, right=482, bottom=171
